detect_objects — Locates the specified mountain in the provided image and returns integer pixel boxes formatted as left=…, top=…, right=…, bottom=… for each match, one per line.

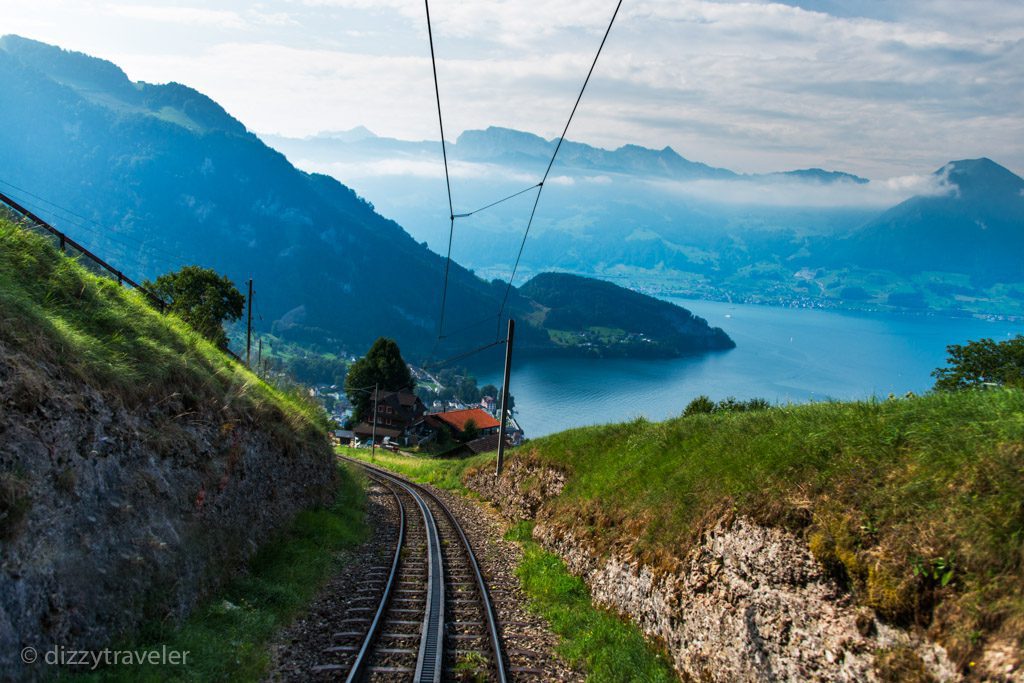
left=833, top=159, right=1024, bottom=282
left=773, top=168, right=869, bottom=184
left=452, top=127, right=740, bottom=180
left=519, top=273, right=734, bottom=356
left=263, top=127, right=876, bottom=287
left=0, top=35, right=540, bottom=358
left=0, top=36, right=731, bottom=360
left=267, top=122, right=1024, bottom=315
left=268, top=126, right=867, bottom=184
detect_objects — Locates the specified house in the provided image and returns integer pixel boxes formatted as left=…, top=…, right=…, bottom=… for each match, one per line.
left=371, top=388, right=426, bottom=430
left=425, top=408, right=501, bottom=440
left=480, top=395, right=497, bottom=415
left=351, top=389, right=427, bottom=446
left=331, top=429, right=355, bottom=446
left=441, top=432, right=515, bottom=458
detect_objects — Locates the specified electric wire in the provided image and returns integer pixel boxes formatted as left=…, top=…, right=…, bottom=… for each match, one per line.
left=425, top=338, right=506, bottom=371
left=0, top=178, right=193, bottom=267
left=438, top=313, right=501, bottom=341
left=452, top=182, right=542, bottom=219
left=422, top=0, right=623, bottom=368
left=424, top=0, right=457, bottom=340
left=494, top=0, right=623, bottom=337
left=2, top=194, right=180, bottom=281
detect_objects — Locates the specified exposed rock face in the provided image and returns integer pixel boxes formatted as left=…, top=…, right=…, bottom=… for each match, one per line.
left=465, top=460, right=963, bottom=682
left=537, top=519, right=959, bottom=682
left=0, top=341, right=336, bottom=678
left=464, top=457, right=566, bottom=521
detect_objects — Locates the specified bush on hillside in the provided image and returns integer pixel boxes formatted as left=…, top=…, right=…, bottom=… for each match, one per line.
left=932, top=335, right=1024, bottom=390
left=684, top=395, right=771, bottom=416
left=145, top=266, right=245, bottom=350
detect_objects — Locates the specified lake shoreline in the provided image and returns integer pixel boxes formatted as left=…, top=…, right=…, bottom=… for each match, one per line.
left=476, top=298, right=1023, bottom=438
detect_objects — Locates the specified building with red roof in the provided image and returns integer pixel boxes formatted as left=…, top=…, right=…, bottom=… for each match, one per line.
left=426, top=408, right=500, bottom=438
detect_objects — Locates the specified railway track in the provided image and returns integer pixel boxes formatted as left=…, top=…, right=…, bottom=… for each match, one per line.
left=314, top=458, right=508, bottom=682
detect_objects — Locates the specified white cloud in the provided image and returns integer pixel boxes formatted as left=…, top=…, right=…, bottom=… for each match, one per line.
left=5, top=0, right=1023, bottom=178
left=105, top=4, right=248, bottom=29
left=649, top=172, right=956, bottom=208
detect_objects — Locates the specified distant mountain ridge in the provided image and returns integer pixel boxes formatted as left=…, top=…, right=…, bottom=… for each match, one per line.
left=268, top=123, right=1023, bottom=312
left=271, top=125, right=868, bottom=184
left=834, top=158, right=1024, bottom=282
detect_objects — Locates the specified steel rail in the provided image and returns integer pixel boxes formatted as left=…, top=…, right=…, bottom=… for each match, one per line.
left=356, top=464, right=445, bottom=682
left=342, top=456, right=508, bottom=683
left=422, top=483, right=509, bottom=683
left=344, top=477, right=406, bottom=683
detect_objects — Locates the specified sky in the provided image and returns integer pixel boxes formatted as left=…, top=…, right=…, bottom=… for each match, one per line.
left=5, top=0, right=1024, bottom=178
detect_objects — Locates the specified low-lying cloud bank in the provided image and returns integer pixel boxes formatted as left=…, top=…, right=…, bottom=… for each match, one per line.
left=296, top=154, right=955, bottom=209
left=650, top=171, right=955, bottom=208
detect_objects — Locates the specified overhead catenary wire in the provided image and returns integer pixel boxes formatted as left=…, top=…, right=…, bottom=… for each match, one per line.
left=494, top=0, right=624, bottom=337
left=452, top=182, right=542, bottom=219
left=438, top=312, right=502, bottom=341
left=424, top=338, right=507, bottom=371
left=424, top=0, right=458, bottom=341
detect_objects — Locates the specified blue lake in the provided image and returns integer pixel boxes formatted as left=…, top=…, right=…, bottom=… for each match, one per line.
left=479, top=299, right=1023, bottom=438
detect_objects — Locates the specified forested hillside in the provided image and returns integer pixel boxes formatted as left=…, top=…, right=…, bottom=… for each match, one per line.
left=0, top=35, right=540, bottom=359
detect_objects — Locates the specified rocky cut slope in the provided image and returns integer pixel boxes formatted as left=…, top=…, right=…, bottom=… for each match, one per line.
left=0, top=217, right=338, bottom=678
left=464, top=392, right=1024, bottom=681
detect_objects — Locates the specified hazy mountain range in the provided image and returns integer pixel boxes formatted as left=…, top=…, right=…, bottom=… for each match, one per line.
left=265, top=126, right=1024, bottom=317
left=0, top=36, right=733, bottom=360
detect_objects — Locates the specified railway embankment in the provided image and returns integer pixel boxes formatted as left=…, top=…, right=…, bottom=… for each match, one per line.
left=0, top=218, right=340, bottom=678
left=464, top=393, right=1024, bottom=682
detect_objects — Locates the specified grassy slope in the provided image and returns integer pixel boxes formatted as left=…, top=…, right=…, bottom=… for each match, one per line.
left=495, top=390, right=1024, bottom=668
left=351, top=391, right=1024, bottom=671
left=0, top=216, right=327, bottom=445
left=1, top=217, right=370, bottom=678
left=506, top=522, right=676, bottom=682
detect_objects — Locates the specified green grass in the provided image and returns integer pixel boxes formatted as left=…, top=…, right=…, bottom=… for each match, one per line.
left=506, top=522, right=676, bottom=682
left=69, top=465, right=368, bottom=682
left=0, top=217, right=328, bottom=449
left=338, top=446, right=483, bottom=493
left=477, top=389, right=1024, bottom=668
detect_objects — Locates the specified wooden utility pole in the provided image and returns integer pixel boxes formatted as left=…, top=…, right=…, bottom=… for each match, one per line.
left=257, top=338, right=263, bottom=377
left=371, top=382, right=379, bottom=461
left=246, top=278, right=253, bottom=367
left=496, top=318, right=515, bottom=476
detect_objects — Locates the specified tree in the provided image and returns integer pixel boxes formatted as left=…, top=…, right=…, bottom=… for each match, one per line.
left=480, top=384, right=499, bottom=399
left=932, top=336, right=1024, bottom=391
left=344, top=337, right=414, bottom=421
left=146, top=266, right=244, bottom=349
left=461, top=418, right=479, bottom=442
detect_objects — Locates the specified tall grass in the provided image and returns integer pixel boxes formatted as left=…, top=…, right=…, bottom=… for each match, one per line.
left=0, top=217, right=328, bottom=444
left=507, top=389, right=1024, bottom=666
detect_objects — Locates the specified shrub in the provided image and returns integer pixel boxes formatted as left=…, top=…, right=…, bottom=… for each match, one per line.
left=683, top=395, right=715, bottom=415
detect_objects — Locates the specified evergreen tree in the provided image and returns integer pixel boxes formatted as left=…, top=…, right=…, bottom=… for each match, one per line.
left=344, top=338, right=414, bottom=421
